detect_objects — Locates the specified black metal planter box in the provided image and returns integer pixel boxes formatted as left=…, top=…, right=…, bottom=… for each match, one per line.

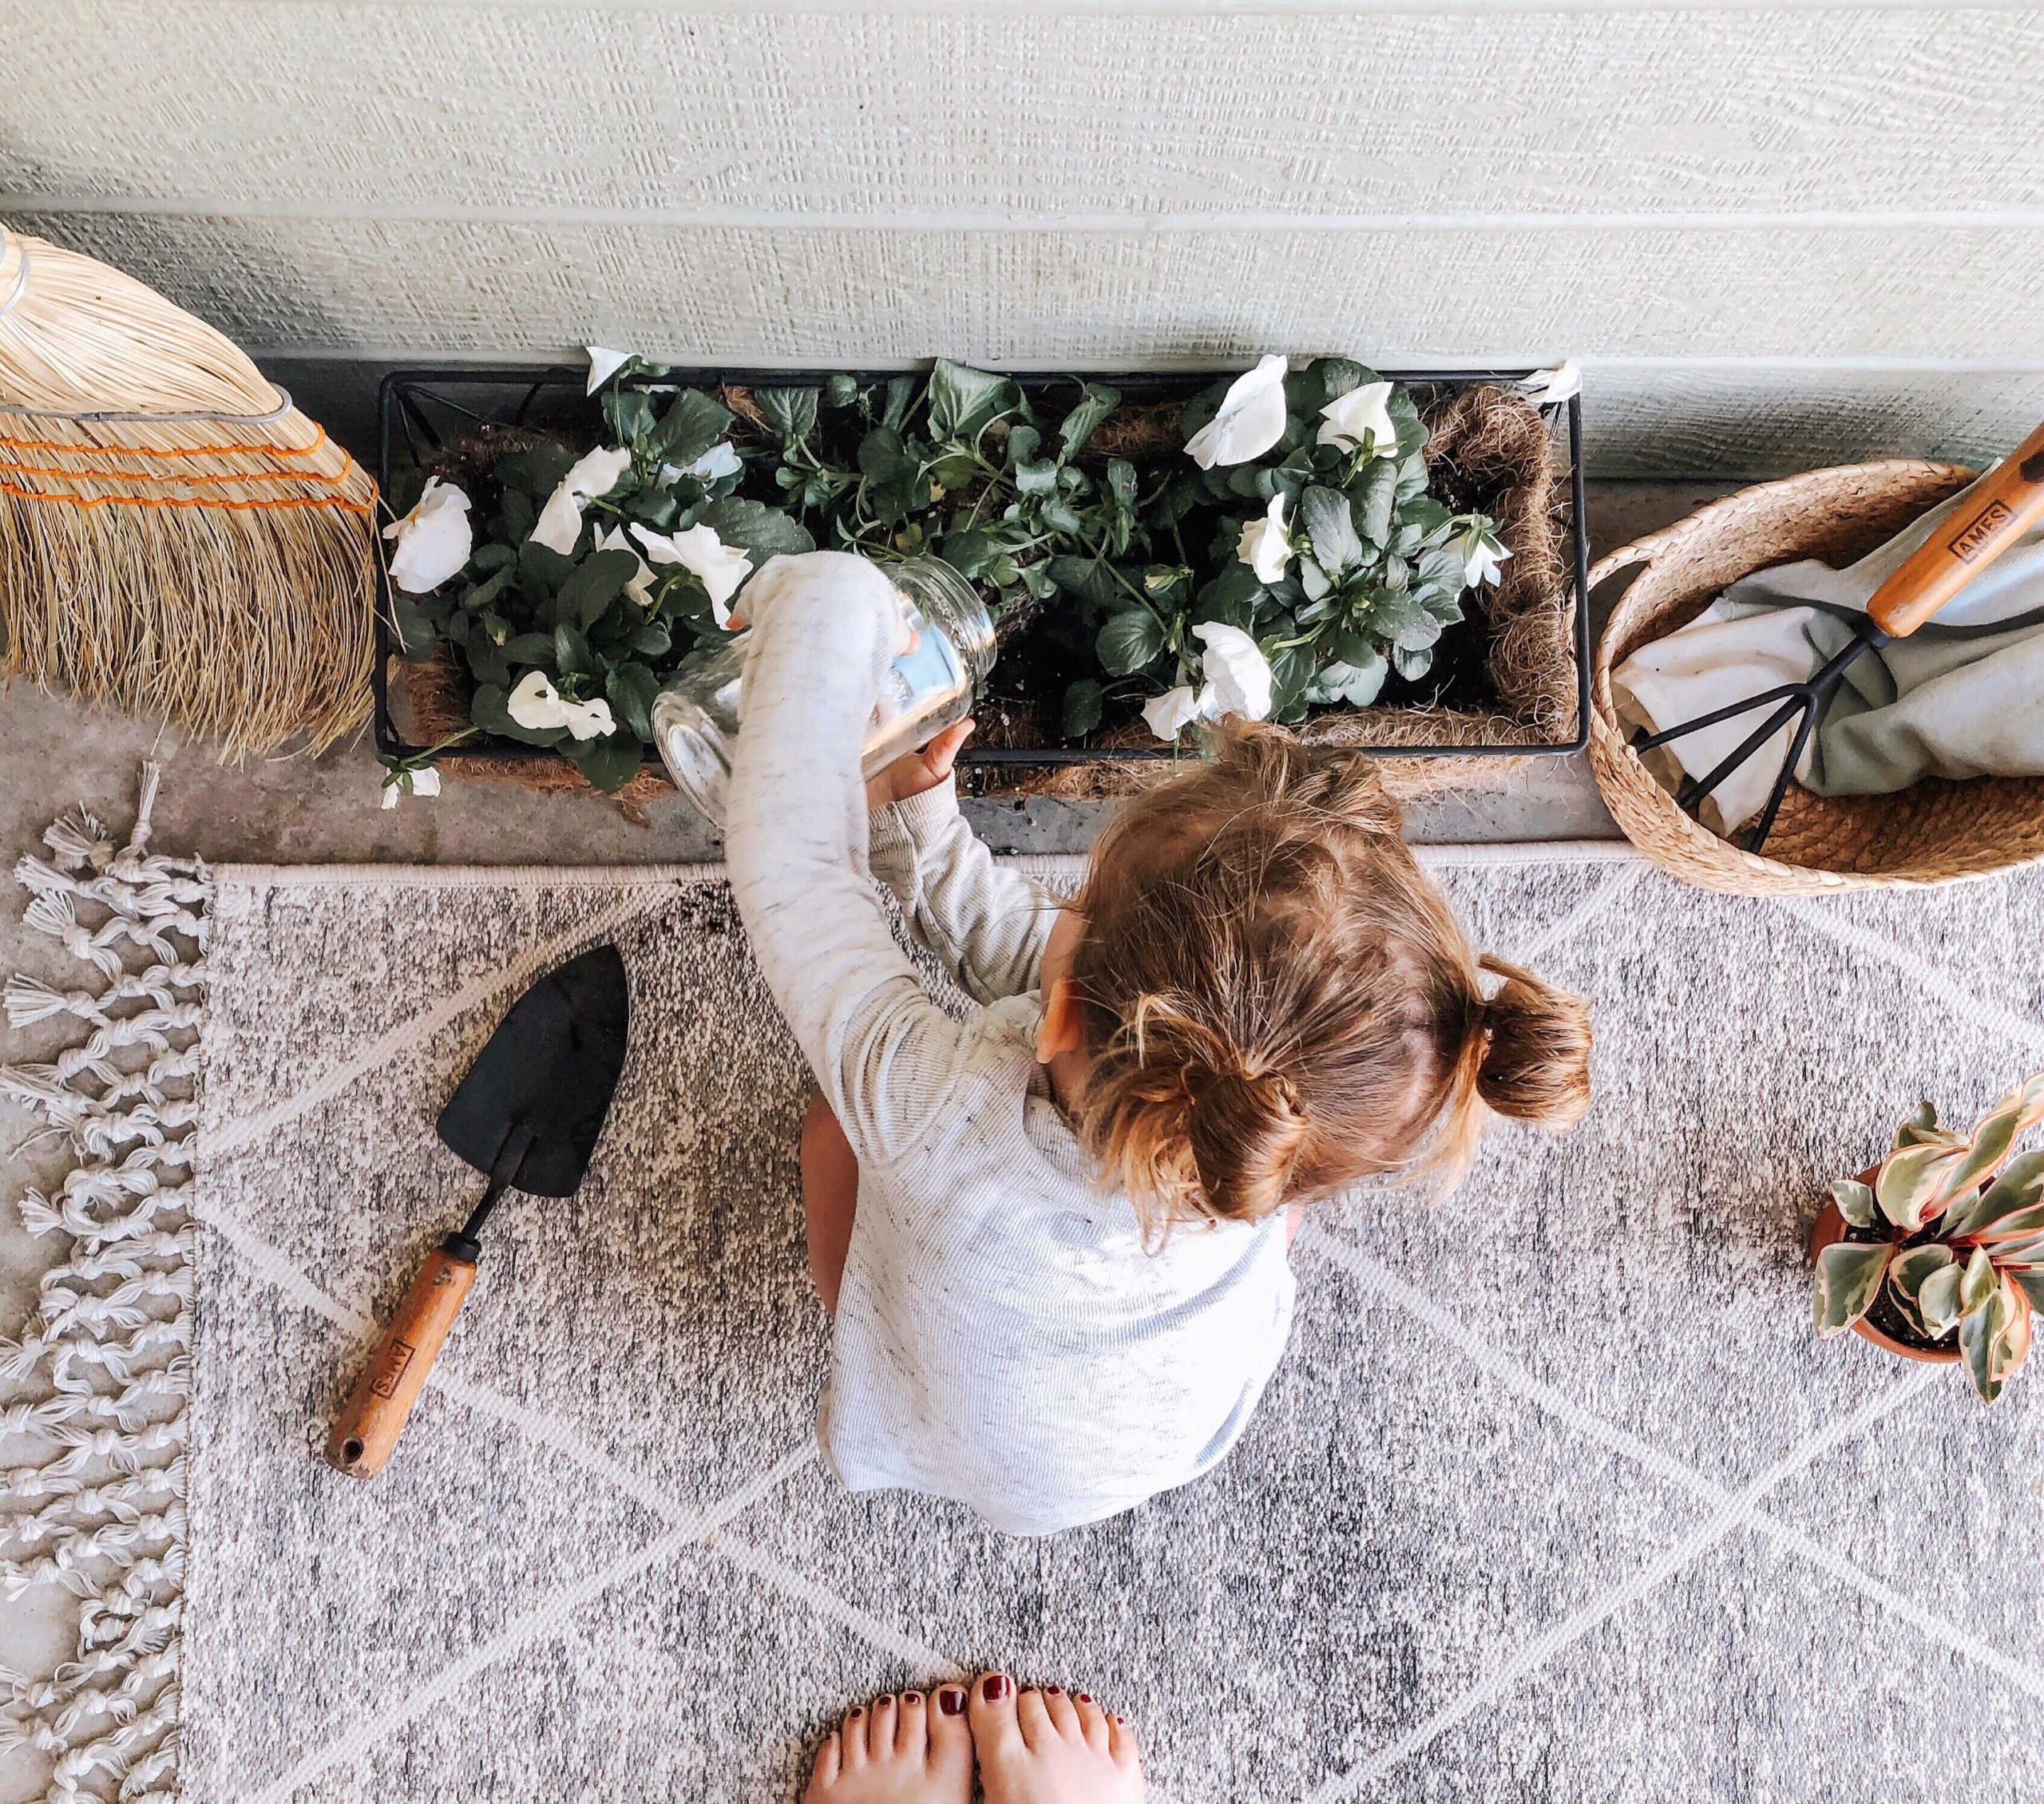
left=373, top=364, right=1590, bottom=785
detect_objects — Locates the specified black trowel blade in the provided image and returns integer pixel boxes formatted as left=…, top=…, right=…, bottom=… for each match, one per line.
left=435, top=944, right=631, bottom=1197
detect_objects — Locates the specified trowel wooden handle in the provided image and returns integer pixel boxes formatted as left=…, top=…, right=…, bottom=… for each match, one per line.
left=325, top=1244, right=476, bottom=1479
left=1869, top=416, right=2044, bottom=638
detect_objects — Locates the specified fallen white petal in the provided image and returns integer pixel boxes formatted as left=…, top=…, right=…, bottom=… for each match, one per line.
left=1317, top=381, right=1396, bottom=457
left=1193, top=620, right=1275, bottom=721
left=1237, top=491, right=1292, bottom=584
left=1185, top=354, right=1289, bottom=469
left=379, top=782, right=400, bottom=810
left=383, top=477, right=473, bottom=594
left=411, top=766, right=442, bottom=797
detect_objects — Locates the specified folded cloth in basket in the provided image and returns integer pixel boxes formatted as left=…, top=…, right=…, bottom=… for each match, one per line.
left=1612, top=469, right=2044, bottom=834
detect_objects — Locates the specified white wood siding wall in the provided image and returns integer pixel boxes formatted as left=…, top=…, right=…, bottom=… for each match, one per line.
left=4, top=0, right=2041, bottom=472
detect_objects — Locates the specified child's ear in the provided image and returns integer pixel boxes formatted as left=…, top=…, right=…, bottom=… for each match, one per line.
left=1036, top=978, right=1086, bottom=1063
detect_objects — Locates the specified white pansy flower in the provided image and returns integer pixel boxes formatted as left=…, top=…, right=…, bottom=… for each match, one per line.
left=1316, top=380, right=1396, bottom=457
left=506, top=670, right=616, bottom=742
left=378, top=766, right=443, bottom=809
left=1192, top=621, right=1275, bottom=721
left=630, top=521, right=753, bottom=627
left=595, top=524, right=658, bottom=608
left=585, top=346, right=635, bottom=394
left=1458, top=525, right=1512, bottom=589
left=1184, top=354, right=1289, bottom=470
left=382, top=478, right=472, bottom=595
left=530, top=445, right=633, bottom=556
left=1143, top=685, right=1206, bottom=743
left=1514, top=361, right=1581, bottom=407
left=659, top=441, right=743, bottom=487
left=1236, top=492, right=1293, bottom=584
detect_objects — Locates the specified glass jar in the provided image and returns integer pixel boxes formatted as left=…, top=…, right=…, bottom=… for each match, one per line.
left=651, top=556, right=995, bottom=828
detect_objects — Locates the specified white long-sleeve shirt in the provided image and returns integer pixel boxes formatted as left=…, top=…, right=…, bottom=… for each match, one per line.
left=724, top=552, right=1296, bottom=1536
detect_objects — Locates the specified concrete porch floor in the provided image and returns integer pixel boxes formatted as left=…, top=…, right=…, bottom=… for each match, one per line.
left=0, top=477, right=1727, bottom=1799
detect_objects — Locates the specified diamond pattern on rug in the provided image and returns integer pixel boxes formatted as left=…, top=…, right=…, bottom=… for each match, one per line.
left=180, top=855, right=2044, bottom=1804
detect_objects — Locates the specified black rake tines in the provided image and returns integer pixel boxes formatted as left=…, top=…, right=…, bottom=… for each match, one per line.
left=1629, top=619, right=1890, bottom=855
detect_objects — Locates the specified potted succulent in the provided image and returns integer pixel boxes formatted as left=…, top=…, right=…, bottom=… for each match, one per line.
left=1809, top=1071, right=2044, bottom=1400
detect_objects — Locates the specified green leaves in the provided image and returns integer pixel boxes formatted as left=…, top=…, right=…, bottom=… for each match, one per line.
left=564, top=731, right=646, bottom=795
left=1057, top=382, right=1120, bottom=461
left=1875, top=1141, right=1962, bottom=1232
left=759, top=386, right=819, bottom=448
left=694, top=497, right=815, bottom=559
left=1062, top=678, right=1107, bottom=737
left=1096, top=608, right=1167, bottom=676
left=648, top=390, right=734, bottom=468
left=559, top=548, right=640, bottom=630
left=1300, top=486, right=1362, bottom=575
left=927, top=359, right=1019, bottom=441
left=1886, top=1244, right=1953, bottom=1337
left=1828, top=1178, right=1878, bottom=1228
left=1812, top=1240, right=1891, bottom=1337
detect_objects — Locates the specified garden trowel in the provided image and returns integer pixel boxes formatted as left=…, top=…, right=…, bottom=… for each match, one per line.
left=326, top=944, right=631, bottom=1479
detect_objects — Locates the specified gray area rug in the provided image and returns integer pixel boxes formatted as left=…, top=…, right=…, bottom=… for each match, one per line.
left=10, top=818, right=2044, bottom=1802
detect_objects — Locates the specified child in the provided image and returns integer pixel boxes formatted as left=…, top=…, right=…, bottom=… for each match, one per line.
left=727, top=553, right=1591, bottom=1537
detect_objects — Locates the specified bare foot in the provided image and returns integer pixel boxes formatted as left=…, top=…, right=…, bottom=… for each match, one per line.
left=804, top=1687, right=973, bottom=1804
left=968, top=1673, right=1143, bottom=1804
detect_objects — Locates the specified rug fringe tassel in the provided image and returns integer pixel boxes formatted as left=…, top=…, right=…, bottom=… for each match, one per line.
left=0, top=765, right=205, bottom=1802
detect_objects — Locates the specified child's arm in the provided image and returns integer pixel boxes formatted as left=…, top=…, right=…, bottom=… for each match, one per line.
left=867, top=779, right=1060, bottom=1006
left=723, top=552, right=991, bottom=1167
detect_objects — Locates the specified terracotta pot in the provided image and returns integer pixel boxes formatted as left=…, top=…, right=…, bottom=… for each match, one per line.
left=1808, top=1168, right=1960, bottom=1365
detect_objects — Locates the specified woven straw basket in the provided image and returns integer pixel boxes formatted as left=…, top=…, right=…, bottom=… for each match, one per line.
left=1590, top=460, right=2044, bottom=895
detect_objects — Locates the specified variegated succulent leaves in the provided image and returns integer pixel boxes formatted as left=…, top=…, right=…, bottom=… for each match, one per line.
left=1812, top=1072, right=2044, bottom=1402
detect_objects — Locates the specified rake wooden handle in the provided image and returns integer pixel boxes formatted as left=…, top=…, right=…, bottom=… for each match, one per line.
left=1869, top=415, right=2044, bottom=638
left=325, top=1242, right=476, bottom=1479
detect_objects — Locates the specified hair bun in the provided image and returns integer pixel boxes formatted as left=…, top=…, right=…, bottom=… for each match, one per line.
left=1475, top=954, right=1592, bottom=1128
left=1185, top=1062, right=1309, bottom=1222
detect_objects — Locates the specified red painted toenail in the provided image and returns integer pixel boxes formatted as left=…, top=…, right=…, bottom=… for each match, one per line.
left=983, top=1674, right=1011, bottom=1701
left=1045, top=1684, right=1063, bottom=1695
left=1076, top=1693, right=1093, bottom=1704
left=902, top=1691, right=923, bottom=1706
left=847, top=1707, right=863, bottom=1719
left=938, top=1687, right=966, bottom=1716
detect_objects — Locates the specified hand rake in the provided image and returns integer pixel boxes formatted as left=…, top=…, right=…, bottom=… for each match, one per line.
left=1630, top=417, right=2044, bottom=852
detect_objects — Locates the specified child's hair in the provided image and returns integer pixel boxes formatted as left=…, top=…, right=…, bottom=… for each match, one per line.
left=1069, top=722, right=1591, bottom=1232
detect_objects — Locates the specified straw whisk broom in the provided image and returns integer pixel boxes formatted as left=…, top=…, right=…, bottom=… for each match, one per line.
left=0, top=227, right=376, bottom=754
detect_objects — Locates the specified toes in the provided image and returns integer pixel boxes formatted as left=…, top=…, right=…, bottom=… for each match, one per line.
left=840, top=1704, right=869, bottom=1768
left=804, top=1729, right=842, bottom=1798
left=1073, top=1692, right=1111, bottom=1751
left=927, top=1685, right=973, bottom=1781
left=968, top=1671, right=1023, bottom=1761
left=1016, top=1686, right=1056, bottom=1751
left=869, top=1695, right=899, bottom=1761
left=895, top=1691, right=929, bottom=1759
left=1040, top=1684, right=1082, bottom=1739
left=1108, top=1711, right=1143, bottom=1770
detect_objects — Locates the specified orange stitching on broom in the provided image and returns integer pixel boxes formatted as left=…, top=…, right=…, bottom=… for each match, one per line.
left=0, top=480, right=373, bottom=516
left=0, top=459, right=352, bottom=487
left=0, top=423, right=335, bottom=460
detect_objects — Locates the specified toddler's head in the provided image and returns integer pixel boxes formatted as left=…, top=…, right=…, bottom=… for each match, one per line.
left=1048, top=723, right=1591, bottom=1231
